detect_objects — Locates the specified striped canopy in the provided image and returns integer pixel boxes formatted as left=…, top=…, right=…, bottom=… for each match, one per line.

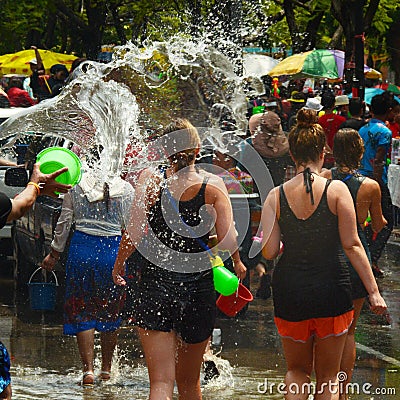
left=268, top=49, right=381, bottom=80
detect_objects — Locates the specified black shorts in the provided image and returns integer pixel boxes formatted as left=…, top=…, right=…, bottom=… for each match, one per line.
left=134, top=267, right=216, bottom=344
left=0, top=341, right=11, bottom=393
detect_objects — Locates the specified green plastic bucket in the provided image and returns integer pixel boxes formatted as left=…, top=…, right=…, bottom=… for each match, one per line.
left=36, top=147, right=82, bottom=186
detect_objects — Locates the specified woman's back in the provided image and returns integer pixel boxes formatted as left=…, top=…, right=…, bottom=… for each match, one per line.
left=272, top=177, right=352, bottom=321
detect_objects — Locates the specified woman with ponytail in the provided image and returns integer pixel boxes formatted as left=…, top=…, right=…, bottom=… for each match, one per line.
left=260, top=109, right=387, bottom=400
left=113, top=118, right=246, bottom=400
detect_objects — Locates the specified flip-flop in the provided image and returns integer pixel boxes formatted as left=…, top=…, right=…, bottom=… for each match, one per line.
left=82, top=371, right=95, bottom=387
left=100, top=371, right=111, bottom=381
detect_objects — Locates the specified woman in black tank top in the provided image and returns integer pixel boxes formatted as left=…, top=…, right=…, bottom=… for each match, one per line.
left=321, top=128, right=387, bottom=398
left=261, top=110, right=387, bottom=400
left=112, top=118, right=246, bottom=399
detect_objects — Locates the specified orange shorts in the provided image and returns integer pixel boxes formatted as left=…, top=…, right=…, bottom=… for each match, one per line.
left=274, top=310, right=354, bottom=343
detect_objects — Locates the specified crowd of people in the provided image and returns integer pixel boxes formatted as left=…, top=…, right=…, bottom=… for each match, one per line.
left=0, top=46, right=87, bottom=108
left=0, top=51, right=399, bottom=399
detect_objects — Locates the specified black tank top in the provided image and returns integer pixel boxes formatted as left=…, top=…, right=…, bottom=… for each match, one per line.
left=331, top=168, right=366, bottom=222
left=148, top=176, right=212, bottom=254
left=272, top=180, right=353, bottom=321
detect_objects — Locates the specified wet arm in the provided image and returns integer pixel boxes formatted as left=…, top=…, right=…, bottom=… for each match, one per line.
left=372, top=147, right=386, bottom=185
left=51, top=192, right=74, bottom=253
left=113, top=171, right=151, bottom=284
left=32, top=46, right=44, bottom=72
left=336, top=183, right=386, bottom=313
left=368, top=181, right=387, bottom=233
left=261, top=188, right=281, bottom=259
left=212, top=177, right=246, bottom=280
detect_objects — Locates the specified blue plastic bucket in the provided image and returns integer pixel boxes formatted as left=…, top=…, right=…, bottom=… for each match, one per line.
left=28, top=267, right=59, bottom=311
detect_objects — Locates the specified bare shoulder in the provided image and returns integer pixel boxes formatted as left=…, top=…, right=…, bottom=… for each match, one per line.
left=359, top=176, right=381, bottom=198
left=327, top=179, right=349, bottom=196
left=320, top=168, right=332, bottom=179
left=201, top=170, right=227, bottom=190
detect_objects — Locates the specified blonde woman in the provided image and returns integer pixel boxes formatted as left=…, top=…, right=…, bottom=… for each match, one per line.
left=113, top=118, right=246, bottom=400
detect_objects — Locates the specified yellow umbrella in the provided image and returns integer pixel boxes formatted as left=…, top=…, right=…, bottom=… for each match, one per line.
left=365, top=68, right=382, bottom=80
left=0, top=49, right=77, bottom=76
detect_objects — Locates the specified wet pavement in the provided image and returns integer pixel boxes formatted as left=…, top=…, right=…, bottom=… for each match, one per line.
left=0, top=240, right=399, bottom=399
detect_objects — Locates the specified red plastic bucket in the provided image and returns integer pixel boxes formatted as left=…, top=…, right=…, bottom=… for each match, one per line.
left=216, top=283, right=253, bottom=317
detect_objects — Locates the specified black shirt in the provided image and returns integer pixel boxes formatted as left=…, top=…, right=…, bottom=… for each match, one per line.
left=0, top=193, right=12, bottom=229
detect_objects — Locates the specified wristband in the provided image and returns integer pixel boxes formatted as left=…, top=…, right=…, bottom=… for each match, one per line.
left=49, top=252, right=59, bottom=261
left=27, top=181, right=41, bottom=195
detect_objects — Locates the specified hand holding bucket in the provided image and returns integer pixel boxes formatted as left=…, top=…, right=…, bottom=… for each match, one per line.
left=211, top=255, right=239, bottom=296
left=36, top=147, right=82, bottom=187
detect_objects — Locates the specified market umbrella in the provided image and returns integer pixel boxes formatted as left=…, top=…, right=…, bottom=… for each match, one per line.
left=349, top=88, right=400, bottom=105
left=268, top=49, right=381, bottom=80
left=242, top=53, right=278, bottom=78
left=0, top=49, right=77, bottom=76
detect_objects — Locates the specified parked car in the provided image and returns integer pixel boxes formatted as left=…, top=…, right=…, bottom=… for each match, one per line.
left=0, top=108, right=30, bottom=273
left=6, top=137, right=75, bottom=291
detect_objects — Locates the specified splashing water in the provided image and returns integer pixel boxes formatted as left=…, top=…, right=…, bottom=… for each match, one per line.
left=0, top=37, right=251, bottom=184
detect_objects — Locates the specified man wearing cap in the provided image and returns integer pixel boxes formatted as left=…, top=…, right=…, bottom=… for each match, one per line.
left=335, top=94, right=350, bottom=118
left=28, top=46, right=51, bottom=102
left=339, top=98, right=367, bottom=131
left=287, top=91, right=306, bottom=129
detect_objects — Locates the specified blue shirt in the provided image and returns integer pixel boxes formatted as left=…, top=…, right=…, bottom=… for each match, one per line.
left=358, top=119, right=392, bottom=184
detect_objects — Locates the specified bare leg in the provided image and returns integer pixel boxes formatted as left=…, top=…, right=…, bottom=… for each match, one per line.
left=314, top=333, right=348, bottom=400
left=138, top=328, right=176, bottom=400
left=339, top=299, right=364, bottom=400
left=0, top=383, right=11, bottom=400
left=280, top=337, right=314, bottom=400
left=76, top=329, right=95, bottom=384
left=100, top=330, right=118, bottom=378
left=176, top=337, right=210, bottom=400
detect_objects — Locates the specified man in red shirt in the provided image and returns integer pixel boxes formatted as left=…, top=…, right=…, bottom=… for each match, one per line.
left=318, top=91, right=346, bottom=168
left=7, top=78, right=36, bottom=108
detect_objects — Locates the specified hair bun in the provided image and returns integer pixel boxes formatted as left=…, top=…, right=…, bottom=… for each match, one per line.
left=296, top=108, right=318, bottom=128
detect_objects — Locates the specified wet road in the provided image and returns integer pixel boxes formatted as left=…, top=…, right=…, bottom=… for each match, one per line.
left=0, top=240, right=399, bottom=399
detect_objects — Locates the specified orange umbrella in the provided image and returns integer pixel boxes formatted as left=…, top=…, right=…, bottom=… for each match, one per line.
left=0, top=49, right=77, bottom=76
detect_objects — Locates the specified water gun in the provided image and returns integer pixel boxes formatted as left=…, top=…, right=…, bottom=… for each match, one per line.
left=364, top=215, right=378, bottom=241
left=252, top=231, right=284, bottom=255
left=272, top=77, right=280, bottom=98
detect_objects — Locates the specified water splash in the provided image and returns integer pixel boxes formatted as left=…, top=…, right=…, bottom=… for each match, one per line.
left=0, top=37, right=252, bottom=183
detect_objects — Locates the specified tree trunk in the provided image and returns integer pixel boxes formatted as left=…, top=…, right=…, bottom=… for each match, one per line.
left=110, top=4, right=127, bottom=44
left=186, top=0, right=202, bottom=37
left=387, top=11, right=400, bottom=84
left=207, top=0, right=243, bottom=74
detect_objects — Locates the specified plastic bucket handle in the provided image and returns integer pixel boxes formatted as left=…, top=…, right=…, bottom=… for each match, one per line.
left=216, top=282, right=253, bottom=317
left=28, top=267, right=59, bottom=286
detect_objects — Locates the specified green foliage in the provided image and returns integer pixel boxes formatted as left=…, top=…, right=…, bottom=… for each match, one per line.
left=0, top=0, right=397, bottom=69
